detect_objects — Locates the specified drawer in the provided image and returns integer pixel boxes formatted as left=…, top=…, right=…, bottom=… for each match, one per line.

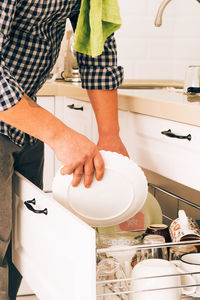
left=129, top=113, right=200, bottom=190
left=12, top=172, right=96, bottom=300
left=55, top=96, right=93, bottom=139
left=12, top=173, right=200, bottom=300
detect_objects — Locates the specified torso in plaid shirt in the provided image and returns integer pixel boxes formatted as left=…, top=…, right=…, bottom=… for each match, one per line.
left=0, top=0, right=123, bottom=147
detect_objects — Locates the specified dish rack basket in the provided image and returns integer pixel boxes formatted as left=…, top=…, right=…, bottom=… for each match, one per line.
left=96, top=183, right=200, bottom=299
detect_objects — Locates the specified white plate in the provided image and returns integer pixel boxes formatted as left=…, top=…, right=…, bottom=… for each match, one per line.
left=52, top=151, right=148, bottom=227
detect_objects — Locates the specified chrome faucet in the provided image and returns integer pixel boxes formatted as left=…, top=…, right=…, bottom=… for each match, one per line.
left=154, top=0, right=172, bottom=27
left=155, top=0, right=200, bottom=27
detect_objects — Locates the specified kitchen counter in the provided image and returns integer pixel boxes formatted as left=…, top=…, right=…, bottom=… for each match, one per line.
left=37, top=80, right=200, bottom=127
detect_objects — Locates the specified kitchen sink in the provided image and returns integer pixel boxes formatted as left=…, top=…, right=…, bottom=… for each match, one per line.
left=119, top=79, right=183, bottom=90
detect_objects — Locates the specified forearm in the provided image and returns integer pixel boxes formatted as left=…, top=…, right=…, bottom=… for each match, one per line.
left=87, top=89, right=129, bottom=157
left=0, top=93, right=104, bottom=186
left=0, top=94, right=68, bottom=149
left=87, top=89, right=120, bottom=138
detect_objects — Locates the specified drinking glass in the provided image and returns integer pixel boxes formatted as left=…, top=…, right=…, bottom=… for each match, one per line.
left=96, top=257, right=129, bottom=300
left=141, top=234, right=168, bottom=260
left=184, top=65, right=200, bottom=94
left=96, top=232, right=143, bottom=277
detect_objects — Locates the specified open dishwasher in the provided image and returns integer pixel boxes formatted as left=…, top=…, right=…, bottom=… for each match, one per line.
left=12, top=172, right=200, bottom=300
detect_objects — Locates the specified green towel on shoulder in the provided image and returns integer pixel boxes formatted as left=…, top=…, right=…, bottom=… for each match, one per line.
left=73, top=0, right=122, bottom=57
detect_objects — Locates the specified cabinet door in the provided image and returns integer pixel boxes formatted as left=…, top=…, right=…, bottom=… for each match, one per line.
left=17, top=97, right=55, bottom=296
left=12, top=172, right=96, bottom=300
left=118, top=110, right=136, bottom=159
left=129, top=113, right=200, bottom=190
left=37, top=97, right=55, bottom=192
left=55, top=96, right=93, bottom=171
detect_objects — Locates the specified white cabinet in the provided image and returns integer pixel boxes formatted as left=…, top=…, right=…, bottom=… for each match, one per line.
left=128, top=113, right=200, bottom=191
left=118, top=110, right=135, bottom=159
left=12, top=172, right=96, bottom=300
left=17, top=96, right=55, bottom=296
left=55, top=96, right=93, bottom=139
left=90, top=105, right=200, bottom=191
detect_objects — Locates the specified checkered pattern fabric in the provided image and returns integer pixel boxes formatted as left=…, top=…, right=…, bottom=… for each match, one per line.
left=76, top=34, right=124, bottom=90
left=0, top=0, right=123, bottom=147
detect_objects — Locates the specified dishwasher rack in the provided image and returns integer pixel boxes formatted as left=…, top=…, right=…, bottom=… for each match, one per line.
left=96, top=183, right=200, bottom=299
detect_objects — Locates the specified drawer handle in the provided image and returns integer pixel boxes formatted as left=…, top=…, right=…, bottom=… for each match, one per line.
left=67, top=104, right=83, bottom=111
left=24, top=199, right=48, bottom=215
left=161, top=129, right=192, bottom=141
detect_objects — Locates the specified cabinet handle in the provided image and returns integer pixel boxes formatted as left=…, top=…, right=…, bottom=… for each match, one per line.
left=67, top=104, right=84, bottom=111
left=187, top=87, right=200, bottom=94
left=161, top=129, right=192, bottom=141
left=24, top=198, right=48, bottom=215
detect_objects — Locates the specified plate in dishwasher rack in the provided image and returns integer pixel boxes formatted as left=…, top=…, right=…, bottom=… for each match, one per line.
left=52, top=151, right=148, bottom=227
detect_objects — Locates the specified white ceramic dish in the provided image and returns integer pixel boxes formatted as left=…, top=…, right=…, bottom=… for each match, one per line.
left=52, top=151, right=148, bottom=227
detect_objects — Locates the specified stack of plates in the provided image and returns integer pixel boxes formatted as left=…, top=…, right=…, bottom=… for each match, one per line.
left=52, top=151, right=148, bottom=227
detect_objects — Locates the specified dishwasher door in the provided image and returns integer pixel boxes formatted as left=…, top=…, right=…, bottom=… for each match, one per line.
left=12, top=172, right=96, bottom=300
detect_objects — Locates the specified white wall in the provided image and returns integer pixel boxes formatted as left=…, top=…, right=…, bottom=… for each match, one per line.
left=116, top=0, right=200, bottom=80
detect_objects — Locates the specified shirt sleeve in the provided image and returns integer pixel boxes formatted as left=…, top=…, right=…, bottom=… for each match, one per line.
left=0, top=0, right=24, bottom=112
left=76, top=34, right=124, bottom=90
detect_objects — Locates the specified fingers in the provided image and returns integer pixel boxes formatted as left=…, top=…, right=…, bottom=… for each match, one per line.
left=71, top=165, right=84, bottom=187
left=84, top=159, right=94, bottom=188
left=94, top=152, right=104, bottom=181
left=61, top=151, right=104, bottom=188
left=72, top=159, right=96, bottom=188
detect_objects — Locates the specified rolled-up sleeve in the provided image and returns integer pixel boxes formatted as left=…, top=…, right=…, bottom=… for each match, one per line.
left=0, top=0, right=24, bottom=112
left=76, top=34, right=124, bottom=90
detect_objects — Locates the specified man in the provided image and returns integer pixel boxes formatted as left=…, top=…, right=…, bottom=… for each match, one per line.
left=0, top=1, right=128, bottom=299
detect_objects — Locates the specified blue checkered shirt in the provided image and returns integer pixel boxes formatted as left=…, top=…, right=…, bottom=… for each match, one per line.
left=0, top=0, right=124, bottom=147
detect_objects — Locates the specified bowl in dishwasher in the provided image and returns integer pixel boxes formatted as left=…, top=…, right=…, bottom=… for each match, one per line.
left=52, top=150, right=148, bottom=227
